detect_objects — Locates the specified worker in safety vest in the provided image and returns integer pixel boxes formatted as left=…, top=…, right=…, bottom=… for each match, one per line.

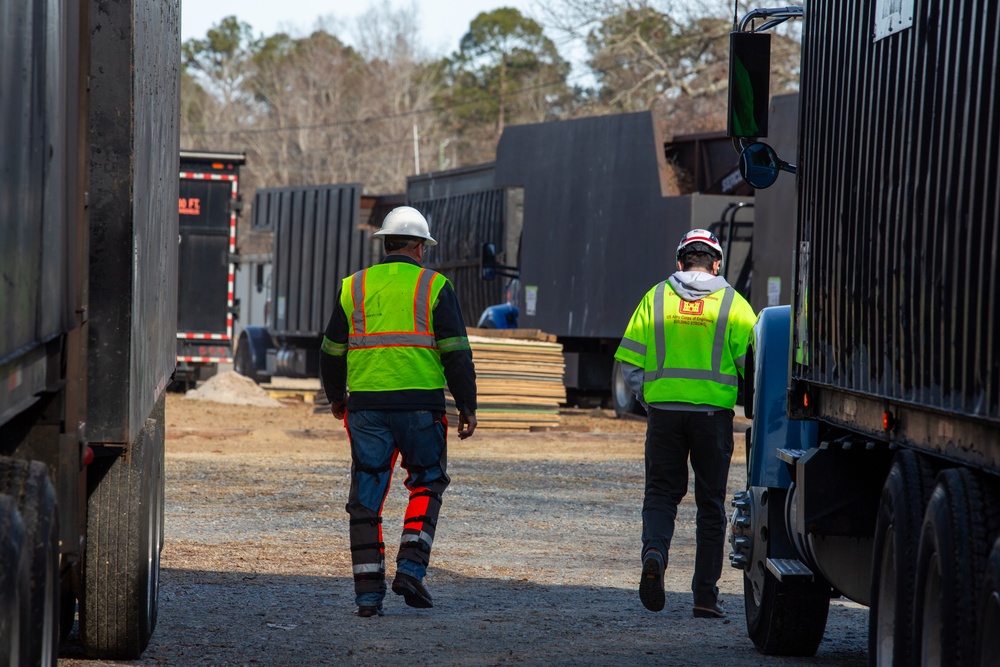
left=614, top=228, right=755, bottom=619
left=319, top=206, right=478, bottom=617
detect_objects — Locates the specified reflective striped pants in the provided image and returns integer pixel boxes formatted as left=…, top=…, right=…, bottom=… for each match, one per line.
left=345, top=410, right=450, bottom=599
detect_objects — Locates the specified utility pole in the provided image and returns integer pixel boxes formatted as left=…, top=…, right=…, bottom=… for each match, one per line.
left=412, top=122, right=420, bottom=174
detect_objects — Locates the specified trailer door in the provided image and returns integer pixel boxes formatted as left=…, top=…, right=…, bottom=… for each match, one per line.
left=176, top=168, right=238, bottom=364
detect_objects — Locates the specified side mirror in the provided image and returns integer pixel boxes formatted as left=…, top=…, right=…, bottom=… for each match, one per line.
left=255, top=264, right=265, bottom=293
left=727, top=32, right=771, bottom=138
left=480, top=242, right=520, bottom=281
left=739, top=142, right=796, bottom=189
left=481, top=242, right=498, bottom=280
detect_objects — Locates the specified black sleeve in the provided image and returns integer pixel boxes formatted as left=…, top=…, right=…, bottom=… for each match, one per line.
left=319, top=288, right=349, bottom=403
left=434, top=283, right=478, bottom=414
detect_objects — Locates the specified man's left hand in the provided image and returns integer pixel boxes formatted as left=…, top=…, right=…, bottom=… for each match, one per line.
left=457, top=412, right=477, bottom=439
left=330, top=397, right=347, bottom=419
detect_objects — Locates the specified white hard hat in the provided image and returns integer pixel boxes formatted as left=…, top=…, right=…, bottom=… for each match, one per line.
left=676, top=228, right=723, bottom=261
left=373, top=206, right=437, bottom=246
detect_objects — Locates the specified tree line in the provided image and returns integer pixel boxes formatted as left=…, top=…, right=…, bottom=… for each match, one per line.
left=181, top=0, right=799, bottom=199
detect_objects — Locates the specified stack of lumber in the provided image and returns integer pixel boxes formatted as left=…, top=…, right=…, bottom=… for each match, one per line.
left=446, top=328, right=565, bottom=430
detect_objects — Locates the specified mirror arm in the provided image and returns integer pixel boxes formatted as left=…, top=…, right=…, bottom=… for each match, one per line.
left=738, top=6, right=803, bottom=33
left=493, top=266, right=520, bottom=279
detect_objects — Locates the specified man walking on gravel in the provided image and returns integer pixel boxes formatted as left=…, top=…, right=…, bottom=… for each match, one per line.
left=319, top=206, right=478, bottom=617
left=614, top=229, right=755, bottom=619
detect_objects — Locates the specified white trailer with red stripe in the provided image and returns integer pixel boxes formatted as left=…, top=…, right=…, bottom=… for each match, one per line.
left=175, top=150, right=247, bottom=389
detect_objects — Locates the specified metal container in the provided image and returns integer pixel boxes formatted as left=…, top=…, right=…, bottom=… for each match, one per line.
left=792, top=0, right=1000, bottom=455
left=407, top=164, right=512, bottom=324
left=175, top=151, right=246, bottom=370
left=86, top=0, right=180, bottom=445
left=253, top=184, right=374, bottom=338
left=495, top=111, right=751, bottom=341
left=0, top=0, right=86, bottom=427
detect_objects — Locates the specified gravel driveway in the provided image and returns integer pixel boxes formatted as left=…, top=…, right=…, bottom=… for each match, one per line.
left=58, top=395, right=868, bottom=666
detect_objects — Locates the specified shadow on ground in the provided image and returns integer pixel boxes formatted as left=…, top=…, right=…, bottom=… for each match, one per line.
left=59, top=566, right=867, bottom=666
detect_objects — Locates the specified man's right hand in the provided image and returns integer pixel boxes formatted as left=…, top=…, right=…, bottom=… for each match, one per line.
left=330, top=397, right=347, bottom=419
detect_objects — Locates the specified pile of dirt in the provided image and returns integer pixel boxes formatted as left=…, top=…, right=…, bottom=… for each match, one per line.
left=184, top=371, right=284, bottom=408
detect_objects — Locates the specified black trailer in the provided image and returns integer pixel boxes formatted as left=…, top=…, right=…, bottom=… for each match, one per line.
left=408, top=112, right=754, bottom=413
left=727, top=2, right=1000, bottom=662
left=236, top=184, right=388, bottom=382
left=174, top=150, right=247, bottom=389
left=0, top=0, right=177, bottom=660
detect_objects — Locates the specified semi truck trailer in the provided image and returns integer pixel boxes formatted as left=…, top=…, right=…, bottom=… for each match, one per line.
left=727, top=3, right=1000, bottom=663
left=1, top=0, right=178, bottom=660
left=174, top=150, right=247, bottom=390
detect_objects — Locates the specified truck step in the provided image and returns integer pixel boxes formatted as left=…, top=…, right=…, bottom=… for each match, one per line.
left=776, top=448, right=807, bottom=464
left=766, top=557, right=814, bottom=582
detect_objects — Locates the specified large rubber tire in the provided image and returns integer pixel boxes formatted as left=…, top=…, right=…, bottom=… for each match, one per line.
left=234, top=332, right=260, bottom=384
left=744, top=569, right=830, bottom=656
left=868, top=450, right=935, bottom=667
left=0, top=494, right=28, bottom=666
left=977, top=536, right=1000, bottom=666
left=610, top=360, right=639, bottom=418
left=913, top=468, right=996, bottom=666
left=0, top=458, right=59, bottom=667
left=80, top=397, right=165, bottom=659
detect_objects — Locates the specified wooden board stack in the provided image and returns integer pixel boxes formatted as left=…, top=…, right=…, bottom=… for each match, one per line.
left=446, top=328, right=565, bottom=430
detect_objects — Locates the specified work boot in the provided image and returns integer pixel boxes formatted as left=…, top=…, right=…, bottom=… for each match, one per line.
left=392, top=572, right=434, bottom=608
left=357, top=605, right=384, bottom=617
left=639, top=550, right=665, bottom=612
left=693, top=600, right=726, bottom=618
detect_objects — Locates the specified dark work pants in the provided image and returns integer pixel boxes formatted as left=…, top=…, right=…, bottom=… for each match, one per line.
left=642, top=407, right=734, bottom=607
left=345, top=409, right=450, bottom=606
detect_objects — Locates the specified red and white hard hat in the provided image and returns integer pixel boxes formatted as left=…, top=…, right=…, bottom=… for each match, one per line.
left=676, top=228, right=723, bottom=261
left=373, top=206, right=437, bottom=246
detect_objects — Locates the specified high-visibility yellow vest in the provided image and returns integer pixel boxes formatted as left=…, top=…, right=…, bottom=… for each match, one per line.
left=614, top=281, right=756, bottom=409
left=337, top=262, right=449, bottom=392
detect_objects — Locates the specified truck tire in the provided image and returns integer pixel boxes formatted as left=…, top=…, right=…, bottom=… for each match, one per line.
left=0, top=494, right=28, bottom=667
left=868, top=450, right=935, bottom=667
left=80, top=397, right=165, bottom=659
left=913, top=468, right=996, bottom=666
left=611, top=360, right=639, bottom=418
left=744, top=569, right=830, bottom=656
left=977, top=536, right=1000, bottom=666
left=0, top=458, right=59, bottom=667
left=234, top=332, right=259, bottom=384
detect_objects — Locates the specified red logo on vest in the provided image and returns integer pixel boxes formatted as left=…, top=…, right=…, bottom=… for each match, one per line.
left=679, top=299, right=704, bottom=315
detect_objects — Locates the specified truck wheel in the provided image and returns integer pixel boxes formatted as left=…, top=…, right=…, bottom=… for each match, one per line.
left=611, top=360, right=638, bottom=418
left=744, top=568, right=830, bottom=656
left=234, top=333, right=259, bottom=384
left=977, top=536, right=1000, bottom=666
left=913, top=468, right=995, bottom=666
left=80, top=397, right=165, bottom=659
left=0, top=459, right=59, bottom=667
left=868, top=450, right=935, bottom=667
left=0, top=494, right=29, bottom=666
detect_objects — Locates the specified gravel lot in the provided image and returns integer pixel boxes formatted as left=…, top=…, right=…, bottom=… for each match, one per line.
left=58, top=390, right=868, bottom=666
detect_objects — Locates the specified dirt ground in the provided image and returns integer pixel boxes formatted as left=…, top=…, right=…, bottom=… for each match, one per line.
left=58, top=381, right=868, bottom=666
